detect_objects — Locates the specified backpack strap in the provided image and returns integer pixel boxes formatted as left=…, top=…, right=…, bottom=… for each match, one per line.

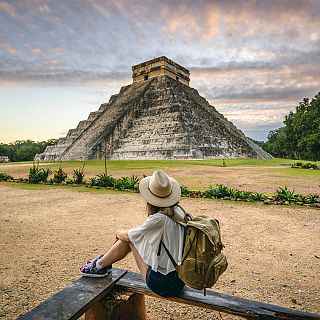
left=160, top=205, right=192, bottom=227
left=160, top=240, right=178, bottom=268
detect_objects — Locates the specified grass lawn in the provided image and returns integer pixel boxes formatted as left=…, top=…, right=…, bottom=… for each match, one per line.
left=0, top=158, right=318, bottom=174
left=0, top=158, right=319, bottom=195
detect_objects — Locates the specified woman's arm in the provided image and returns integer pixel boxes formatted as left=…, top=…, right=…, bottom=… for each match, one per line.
left=115, top=229, right=130, bottom=243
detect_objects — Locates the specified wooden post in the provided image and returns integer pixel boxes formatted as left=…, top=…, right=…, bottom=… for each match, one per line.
left=85, top=293, right=147, bottom=320
left=110, top=293, right=147, bottom=320
left=85, top=301, right=111, bottom=320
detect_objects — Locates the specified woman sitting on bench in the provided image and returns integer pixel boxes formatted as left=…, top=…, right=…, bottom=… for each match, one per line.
left=80, top=170, right=186, bottom=297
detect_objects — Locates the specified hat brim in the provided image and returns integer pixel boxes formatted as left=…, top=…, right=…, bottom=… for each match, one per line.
left=139, top=176, right=181, bottom=207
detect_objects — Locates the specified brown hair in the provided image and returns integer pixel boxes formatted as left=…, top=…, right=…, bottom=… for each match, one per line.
left=146, top=203, right=177, bottom=216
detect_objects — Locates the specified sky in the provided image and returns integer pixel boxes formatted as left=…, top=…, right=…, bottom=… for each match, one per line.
left=0, top=0, right=319, bottom=143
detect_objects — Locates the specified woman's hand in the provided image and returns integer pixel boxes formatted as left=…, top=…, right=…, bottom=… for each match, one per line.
left=115, top=229, right=130, bottom=243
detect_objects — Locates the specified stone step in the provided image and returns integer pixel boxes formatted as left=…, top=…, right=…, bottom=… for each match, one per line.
left=119, top=84, right=131, bottom=94
left=98, top=103, right=110, bottom=112
left=108, top=94, right=118, bottom=104
left=87, top=111, right=101, bottom=122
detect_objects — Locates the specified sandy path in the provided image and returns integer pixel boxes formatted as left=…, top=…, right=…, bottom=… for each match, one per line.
left=0, top=186, right=319, bottom=319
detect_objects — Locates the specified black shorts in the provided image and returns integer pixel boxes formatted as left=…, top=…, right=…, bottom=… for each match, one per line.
left=146, top=266, right=185, bottom=297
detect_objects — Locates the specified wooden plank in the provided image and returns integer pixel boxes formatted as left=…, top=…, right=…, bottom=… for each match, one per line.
left=18, top=269, right=127, bottom=320
left=115, top=270, right=320, bottom=320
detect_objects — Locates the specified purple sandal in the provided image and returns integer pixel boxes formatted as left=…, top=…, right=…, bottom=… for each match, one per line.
left=80, top=255, right=112, bottom=277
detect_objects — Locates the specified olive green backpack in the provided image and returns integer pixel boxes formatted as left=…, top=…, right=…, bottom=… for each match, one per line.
left=161, top=206, right=228, bottom=292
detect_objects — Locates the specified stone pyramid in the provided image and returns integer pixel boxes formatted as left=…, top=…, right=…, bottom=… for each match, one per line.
left=36, top=57, right=271, bottom=160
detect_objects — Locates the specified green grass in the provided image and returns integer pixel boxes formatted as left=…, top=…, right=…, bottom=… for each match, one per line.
left=1, top=158, right=317, bottom=173
left=265, top=167, right=320, bottom=177
left=0, top=181, right=133, bottom=195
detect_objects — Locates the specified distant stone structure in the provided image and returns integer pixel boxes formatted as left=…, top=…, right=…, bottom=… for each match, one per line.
left=35, top=56, right=271, bottom=161
left=132, top=56, right=190, bottom=86
left=0, top=156, right=10, bottom=163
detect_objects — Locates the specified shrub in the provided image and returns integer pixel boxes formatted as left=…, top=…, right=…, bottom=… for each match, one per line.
left=52, top=166, right=68, bottom=183
left=89, top=177, right=99, bottom=186
left=295, top=194, right=306, bottom=203
left=0, top=172, right=13, bottom=181
left=73, top=163, right=85, bottom=184
left=204, top=184, right=230, bottom=199
left=291, top=162, right=318, bottom=169
left=228, top=188, right=242, bottom=199
left=275, top=187, right=298, bottom=203
left=181, top=185, right=193, bottom=197
left=29, top=163, right=52, bottom=183
left=250, top=192, right=265, bottom=201
left=305, top=194, right=319, bottom=204
left=96, top=173, right=116, bottom=188
left=115, top=175, right=140, bottom=191
left=235, top=190, right=253, bottom=201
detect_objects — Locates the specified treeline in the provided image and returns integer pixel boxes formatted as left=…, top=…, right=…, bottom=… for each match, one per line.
left=0, top=139, right=57, bottom=162
left=257, top=92, right=320, bottom=161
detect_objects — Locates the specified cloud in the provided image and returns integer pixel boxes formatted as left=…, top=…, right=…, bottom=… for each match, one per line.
left=1, top=0, right=319, bottom=141
left=1, top=42, right=18, bottom=54
left=0, top=1, right=21, bottom=18
left=214, top=101, right=295, bottom=140
left=0, top=68, right=130, bottom=82
left=39, top=3, right=49, bottom=13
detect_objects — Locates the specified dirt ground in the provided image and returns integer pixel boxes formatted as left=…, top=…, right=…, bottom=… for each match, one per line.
left=0, top=185, right=319, bottom=319
left=155, top=166, right=320, bottom=196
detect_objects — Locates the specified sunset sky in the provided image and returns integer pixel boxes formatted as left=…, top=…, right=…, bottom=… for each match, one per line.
left=1, top=0, right=319, bottom=143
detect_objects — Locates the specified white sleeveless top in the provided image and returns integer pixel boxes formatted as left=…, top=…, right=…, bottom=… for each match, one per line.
left=128, top=209, right=185, bottom=275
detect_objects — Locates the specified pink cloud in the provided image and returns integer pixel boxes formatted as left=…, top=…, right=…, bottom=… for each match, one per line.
left=0, top=1, right=20, bottom=18
left=1, top=42, right=18, bottom=54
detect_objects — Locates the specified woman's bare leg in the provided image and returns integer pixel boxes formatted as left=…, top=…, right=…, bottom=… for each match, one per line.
left=98, top=240, right=131, bottom=267
left=129, top=243, right=148, bottom=281
left=97, top=240, right=148, bottom=282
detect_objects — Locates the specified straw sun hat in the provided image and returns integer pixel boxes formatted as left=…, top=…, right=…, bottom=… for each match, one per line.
left=139, top=170, right=181, bottom=207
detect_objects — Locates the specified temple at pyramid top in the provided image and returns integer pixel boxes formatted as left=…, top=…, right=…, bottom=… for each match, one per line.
left=132, top=56, right=190, bottom=86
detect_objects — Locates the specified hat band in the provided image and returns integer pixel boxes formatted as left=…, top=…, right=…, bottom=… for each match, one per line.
left=147, top=185, right=172, bottom=199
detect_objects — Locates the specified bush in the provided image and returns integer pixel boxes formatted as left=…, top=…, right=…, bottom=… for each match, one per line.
left=250, top=192, right=265, bottom=201
left=52, top=166, right=68, bottom=183
left=291, top=162, right=318, bottom=169
left=115, top=175, right=139, bottom=191
left=96, top=173, right=116, bottom=188
left=0, top=172, right=13, bottom=181
left=73, top=163, right=85, bottom=184
left=305, top=194, right=319, bottom=204
left=90, top=174, right=140, bottom=191
left=204, top=184, right=230, bottom=199
left=29, top=163, right=52, bottom=183
left=275, top=187, right=298, bottom=203
left=237, top=190, right=253, bottom=201
left=181, top=185, right=193, bottom=197
left=89, top=177, right=99, bottom=186
left=228, top=188, right=242, bottom=200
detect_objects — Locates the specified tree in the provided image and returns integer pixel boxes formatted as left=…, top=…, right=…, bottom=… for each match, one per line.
left=0, top=139, right=58, bottom=162
left=259, top=92, right=320, bottom=161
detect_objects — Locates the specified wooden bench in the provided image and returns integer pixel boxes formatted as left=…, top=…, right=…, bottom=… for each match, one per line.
left=19, top=268, right=320, bottom=320
left=18, top=269, right=127, bottom=320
